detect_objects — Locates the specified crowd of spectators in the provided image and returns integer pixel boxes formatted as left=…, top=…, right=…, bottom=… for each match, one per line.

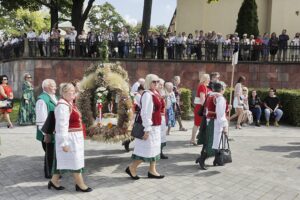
left=1, top=27, right=299, bottom=62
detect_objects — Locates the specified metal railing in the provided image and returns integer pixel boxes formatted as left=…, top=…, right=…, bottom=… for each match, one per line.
left=1, top=40, right=300, bottom=63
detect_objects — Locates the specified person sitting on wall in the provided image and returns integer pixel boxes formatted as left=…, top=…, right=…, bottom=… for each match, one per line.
left=264, top=88, right=283, bottom=127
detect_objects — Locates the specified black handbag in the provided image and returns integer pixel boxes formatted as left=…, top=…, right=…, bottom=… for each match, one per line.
left=131, top=112, right=145, bottom=139
left=0, top=99, right=13, bottom=109
left=215, top=132, right=232, bottom=166
left=41, top=111, right=56, bottom=134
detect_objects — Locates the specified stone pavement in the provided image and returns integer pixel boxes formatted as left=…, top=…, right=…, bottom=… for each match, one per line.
left=1, top=121, right=300, bottom=200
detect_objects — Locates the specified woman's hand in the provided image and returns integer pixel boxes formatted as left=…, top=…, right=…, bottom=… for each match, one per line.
left=143, top=132, right=150, bottom=140
left=62, top=146, right=70, bottom=152
left=25, top=99, right=29, bottom=104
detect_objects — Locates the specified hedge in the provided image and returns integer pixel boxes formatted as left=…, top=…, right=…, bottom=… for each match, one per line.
left=179, top=88, right=192, bottom=120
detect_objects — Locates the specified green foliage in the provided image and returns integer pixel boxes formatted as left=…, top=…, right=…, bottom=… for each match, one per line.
left=235, top=0, right=259, bottom=37
left=88, top=3, right=128, bottom=33
left=224, top=88, right=300, bottom=126
left=179, top=88, right=192, bottom=120
left=0, top=8, right=50, bottom=36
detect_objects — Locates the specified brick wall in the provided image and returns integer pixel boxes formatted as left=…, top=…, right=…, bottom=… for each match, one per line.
left=1, top=58, right=299, bottom=98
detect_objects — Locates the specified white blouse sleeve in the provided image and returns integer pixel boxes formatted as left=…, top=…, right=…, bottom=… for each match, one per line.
left=54, top=104, right=70, bottom=147
left=141, top=92, right=153, bottom=132
left=216, top=96, right=228, bottom=129
left=35, top=99, right=48, bottom=134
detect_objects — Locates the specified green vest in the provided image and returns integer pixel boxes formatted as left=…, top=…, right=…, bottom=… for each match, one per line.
left=36, top=92, right=57, bottom=143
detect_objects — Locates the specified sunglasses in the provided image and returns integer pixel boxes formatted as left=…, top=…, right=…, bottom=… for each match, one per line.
left=152, top=81, right=159, bottom=84
left=3, top=78, right=8, bottom=80
left=26, top=76, right=32, bottom=79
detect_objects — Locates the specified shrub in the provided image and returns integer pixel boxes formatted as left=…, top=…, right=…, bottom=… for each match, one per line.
left=179, top=88, right=192, bottom=120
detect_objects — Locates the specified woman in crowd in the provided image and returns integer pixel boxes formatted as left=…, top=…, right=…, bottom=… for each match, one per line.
left=231, top=76, right=246, bottom=129
left=126, top=74, right=164, bottom=180
left=212, top=82, right=229, bottom=166
left=173, top=76, right=187, bottom=131
left=165, top=82, right=176, bottom=135
left=158, top=79, right=168, bottom=159
left=0, top=75, right=14, bottom=128
left=18, top=73, right=36, bottom=125
left=269, top=32, right=279, bottom=62
left=191, top=73, right=210, bottom=145
left=196, top=82, right=217, bottom=170
left=49, top=83, right=92, bottom=192
left=240, top=87, right=253, bottom=126
left=264, top=88, right=283, bottom=127
left=249, top=90, right=262, bottom=127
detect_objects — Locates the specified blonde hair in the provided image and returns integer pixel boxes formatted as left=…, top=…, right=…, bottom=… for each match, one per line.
left=59, top=83, right=75, bottom=97
left=199, top=73, right=210, bottom=83
left=173, top=76, right=180, bottom=82
left=164, top=82, right=174, bottom=93
left=144, top=74, right=159, bottom=90
left=242, top=86, right=248, bottom=93
left=42, top=79, right=56, bottom=90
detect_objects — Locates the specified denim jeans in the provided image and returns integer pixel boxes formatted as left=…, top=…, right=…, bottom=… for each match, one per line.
left=250, top=107, right=262, bottom=121
left=264, top=108, right=283, bottom=121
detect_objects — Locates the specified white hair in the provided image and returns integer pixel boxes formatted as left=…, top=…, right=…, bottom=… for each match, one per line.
left=42, top=79, right=56, bottom=90
left=144, top=74, right=159, bottom=90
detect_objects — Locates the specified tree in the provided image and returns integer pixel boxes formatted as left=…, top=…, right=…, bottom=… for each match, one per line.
left=71, top=0, right=95, bottom=34
left=141, top=0, right=152, bottom=37
left=0, top=8, right=50, bottom=36
left=235, top=0, right=259, bottom=37
left=88, top=3, right=127, bottom=33
left=0, top=0, right=71, bottom=29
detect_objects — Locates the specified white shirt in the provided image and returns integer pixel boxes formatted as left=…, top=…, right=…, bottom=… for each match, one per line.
left=54, top=99, right=71, bottom=147
left=27, top=31, right=36, bottom=40
left=215, top=95, right=228, bottom=129
left=11, top=38, right=19, bottom=44
left=35, top=93, right=58, bottom=134
left=69, top=30, right=77, bottom=42
left=141, top=91, right=154, bottom=132
left=40, top=32, right=50, bottom=42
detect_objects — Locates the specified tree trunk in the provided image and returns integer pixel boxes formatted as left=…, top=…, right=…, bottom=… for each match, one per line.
left=141, top=0, right=152, bottom=38
left=50, top=6, right=59, bottom=29
left=71, top=0, right=95, bottom=35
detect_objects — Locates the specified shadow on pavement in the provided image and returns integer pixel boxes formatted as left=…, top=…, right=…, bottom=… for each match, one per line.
left=256, top=142, right=300, bottom=158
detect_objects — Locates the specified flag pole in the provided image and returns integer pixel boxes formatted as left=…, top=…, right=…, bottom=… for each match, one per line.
left=228, top=44, right=239, bottom=138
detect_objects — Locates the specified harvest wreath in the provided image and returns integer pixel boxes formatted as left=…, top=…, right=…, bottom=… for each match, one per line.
left=77, top=62, right=133, bottom=143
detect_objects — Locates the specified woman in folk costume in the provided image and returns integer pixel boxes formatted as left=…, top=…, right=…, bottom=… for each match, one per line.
left=0, top=75, right=14, bottom=128
left=196, top=82, right=217, bottom=170
left=165, top=82, right=176, bottom=135
left=18, top=73, right=36, bottom=125
left=212, top=82, right=229, bottom=165
left=126, top=74, right=164, bottom=180
left=49, top=83, right=92, bottom=192
left=190, top=73, right=210, bottom=145
left=158, top=78, right=168, bottom=159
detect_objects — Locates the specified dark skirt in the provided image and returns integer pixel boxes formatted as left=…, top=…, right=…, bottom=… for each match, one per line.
left=197, top=118, right=215, bottom=157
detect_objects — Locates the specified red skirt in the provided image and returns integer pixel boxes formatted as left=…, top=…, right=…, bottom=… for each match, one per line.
left=194, top=104, right=203, bottom=126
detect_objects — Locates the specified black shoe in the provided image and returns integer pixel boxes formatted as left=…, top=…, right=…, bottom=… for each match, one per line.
left=160, top=153, right=168, bottom=159
left=196, top=152, right=207, bottom=170
left=75, top=184, right=93, bottom=192
left=125, top=166, right=140, bottom=180
left=45, top=174, right=52, bottom=179
left=148, top=172, right=165, bottom=179
left=122, top=141, right=130, bottom=152
left=48, top=181, right=65, bottom=190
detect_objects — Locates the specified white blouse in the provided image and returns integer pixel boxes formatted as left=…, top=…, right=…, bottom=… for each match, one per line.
left=55, top=101, right=71, bottom=147
left=141, top=91, right=154, bottom=132
left=215, top=96, right=228, bottom=129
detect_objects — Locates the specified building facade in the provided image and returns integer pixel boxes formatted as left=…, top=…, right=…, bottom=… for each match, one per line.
left=175, top=0, right=300, bottom=36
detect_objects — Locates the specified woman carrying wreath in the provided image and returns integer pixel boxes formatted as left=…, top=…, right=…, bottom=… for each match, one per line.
left=18, top=73, right=36, bottom=125
left=126, top=74, right=164, bottom=180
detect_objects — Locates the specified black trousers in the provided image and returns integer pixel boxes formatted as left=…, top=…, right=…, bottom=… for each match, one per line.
left=42, top=141, right=54, bottom=178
